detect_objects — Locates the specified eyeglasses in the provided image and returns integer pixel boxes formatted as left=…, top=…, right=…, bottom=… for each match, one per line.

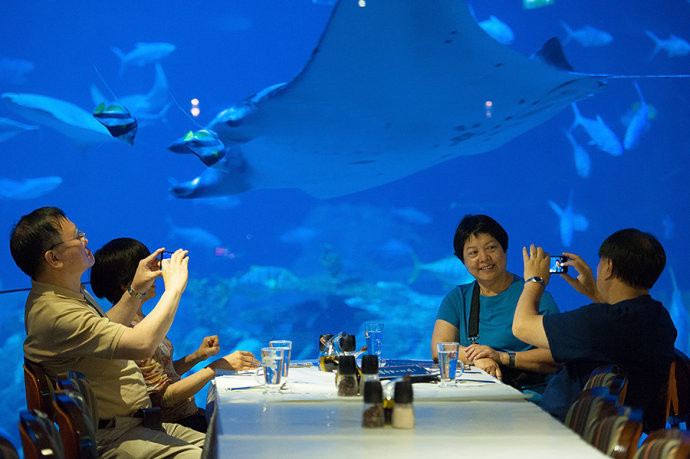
left=45, top=230, right=86, bottom=252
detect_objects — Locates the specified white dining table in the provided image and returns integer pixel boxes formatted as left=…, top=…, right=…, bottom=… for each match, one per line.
left=206, top=361, right=606, bottom=458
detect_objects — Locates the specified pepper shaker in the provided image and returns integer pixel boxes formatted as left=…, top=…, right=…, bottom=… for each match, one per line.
left=337, top=355, right=359, bottom=396
left=362, top=381, right=384, bottom=428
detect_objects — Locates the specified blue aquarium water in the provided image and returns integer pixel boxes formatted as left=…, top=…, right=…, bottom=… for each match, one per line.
left=1, top=0, right=689, bottom=451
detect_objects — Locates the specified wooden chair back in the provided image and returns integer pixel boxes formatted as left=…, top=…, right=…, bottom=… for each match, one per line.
left=23, top=359, right=55, bottom=420
left=584, top=365, right=628, bottom=406
left=588, top=408, right=643, bottom=459
left=633, top=429, right=690, bottom=459
left=0, top=434, right=19, bottom=459
left=565, top=392, right=618, bottom=438
left=18, top=409, right=64, bottom=459
left=52, top=391, right=97, bottom=459
left=55, top=372, right=99, bottom=425
left=668, top=349, right=690, bottom=429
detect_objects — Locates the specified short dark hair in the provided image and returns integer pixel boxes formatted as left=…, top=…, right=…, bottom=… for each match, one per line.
left=10, top=207, right=67, bottom=278
left=598, top=228, right=666, bottom=290
left=91, top=238, right=150, bottom=304
left=453, top=214, right=508, bottom=262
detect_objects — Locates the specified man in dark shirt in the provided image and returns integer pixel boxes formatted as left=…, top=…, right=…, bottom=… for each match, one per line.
left=512, top=228, right=676, bottom=431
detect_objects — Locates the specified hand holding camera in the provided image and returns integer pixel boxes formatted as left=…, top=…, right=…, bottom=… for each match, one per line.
left=558, top=252, right=601, bottom=303
left=549, top=255, right=569, bottom=274
left=160, top=248, right=190, bottom=294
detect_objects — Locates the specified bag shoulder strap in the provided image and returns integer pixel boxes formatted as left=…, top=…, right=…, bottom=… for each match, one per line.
left=468, top=282, right=480, bottom=344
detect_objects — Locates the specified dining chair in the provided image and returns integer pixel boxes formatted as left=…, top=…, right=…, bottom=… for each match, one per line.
left=23, top=359, right=55, bottom=420
left=52, top=391, right=97, bottom=459
left=588, top=407, right=643, bottom=459
left=565, top=391, right=619, bottom=438
left=584, top=365, right=628, bottom=406
left=667, top=349, right=690, bottom=430
left=633, top=429, right=690, bottom=459
left=55, top=372, right=99, bottom=425
left=0, top=433, right=19, bottom=459
left=18, top=409, right=64, bottom=459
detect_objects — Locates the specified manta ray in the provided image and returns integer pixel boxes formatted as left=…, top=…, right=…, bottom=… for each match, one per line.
left=171, top=0, right=608, bottom=199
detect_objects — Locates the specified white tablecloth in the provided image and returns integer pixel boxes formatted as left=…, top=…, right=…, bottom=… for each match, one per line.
left=207, top=363, right=527, bottom=405
left=207, top=361, right=606, bottom=458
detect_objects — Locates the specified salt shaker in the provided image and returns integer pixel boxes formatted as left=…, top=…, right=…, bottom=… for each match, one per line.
left=337, top=355, right=359, bottom=396
left=361, top=381, right=384, bottom=428
left=392, top=380, right=414, bottom=429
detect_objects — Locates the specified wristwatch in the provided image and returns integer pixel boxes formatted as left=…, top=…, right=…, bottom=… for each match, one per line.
left=525, top=276, right=545, bottom=286
left=507, top=350, right=516, bottom=368
left=127, top=285, right=147, bottom=299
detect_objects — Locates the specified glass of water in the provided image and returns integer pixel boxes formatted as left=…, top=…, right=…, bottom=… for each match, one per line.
left=436, top=342, right=461, bottom=387
left=364, top=322, right=384, bottom=360
left=269, top=340, right=292, bottom=382
left=257, top=347, right=285, bottom=393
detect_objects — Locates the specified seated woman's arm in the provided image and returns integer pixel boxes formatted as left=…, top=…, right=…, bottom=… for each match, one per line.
left=431, top=319, right=504, bottom=378
left=106, top=248, right=165, bottom=325
left=173, top=335, right=220, bottom=375
left=161, top=352, right=260, bottom=408
left=431, top=319, right=459, bottom=362
left=465, top=345, right=559, bottom=374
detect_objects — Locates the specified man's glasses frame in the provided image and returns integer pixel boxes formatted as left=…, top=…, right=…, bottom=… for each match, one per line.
left=45, top=230, right=86, bottom=253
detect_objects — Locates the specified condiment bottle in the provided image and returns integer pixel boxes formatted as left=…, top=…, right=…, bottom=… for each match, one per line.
left=361, top=381, right=384, bottom=428
left=392, top=380, right=414, bottom=429
left=319, top=334, right=334, bottom=352
left=359, top=354, right=379, bottom=394
left=341, top=334, right=356, bottom=355
left=337, top=355, right=359, bottom=396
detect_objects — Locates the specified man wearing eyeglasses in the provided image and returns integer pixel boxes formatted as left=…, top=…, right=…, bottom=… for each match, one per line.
left=10, top=207, right=204, bottom=457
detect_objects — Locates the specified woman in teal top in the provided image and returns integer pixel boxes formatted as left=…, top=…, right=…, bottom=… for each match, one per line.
left=431, top=215, right=560, bottom=381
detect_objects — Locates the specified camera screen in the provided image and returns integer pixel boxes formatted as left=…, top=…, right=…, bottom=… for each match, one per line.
left=549, top=256, right=568, bottom=274
left=159, top=251, right=173, bottom=262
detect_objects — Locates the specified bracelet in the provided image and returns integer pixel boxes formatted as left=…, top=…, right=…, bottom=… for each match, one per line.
left=127, top=285, right=147, bottom=300
left=508, top=351, right=516, bottom=369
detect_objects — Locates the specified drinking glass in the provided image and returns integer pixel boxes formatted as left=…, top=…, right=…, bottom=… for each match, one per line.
left=257, top=347, right=284, bottom=393
left=364, top=322, right=384, bottom=359
left=269, top=340, right=292, bottom=382
left=437, top=342, right=460, bottom=387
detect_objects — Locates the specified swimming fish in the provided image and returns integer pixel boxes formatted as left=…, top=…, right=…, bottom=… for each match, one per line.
left=0, top=117, right=38, bottom=142
left=280, top=226, right=321, bottom=244
left=90, top=63, right=171, bottom=124
left=645, top=31, right=690, bottom=59
left=476, top=14, right=514, bottom=45
left=112, top=42, right=175, bottom=76
left=408, top=255, right=474, bottom=286
left=623, top=82, right=650, bottom=150
left=169, top=0, right=604, bottom=199
left=236, top=265, right=300, bottom=291
left=668, top=267, right=689, bottom=354
left=166, top=218, right=223, bottom=249
left=561, top=22, right=613, bottom=47
left=92, top=103, right=138, bottom=145
left=392, top=207, right=432, bottom=225
left=570, top=103, right=623, bottom=156
left=168, top=129, right=226, bottom=167
left=562, top=129, right=591, bottom=178
left=662, top=214, right=675, bottom=240
left=548, top=192, right=589, bottom=247
left=0, top=176, right=62, bottom=200
left=0, top=57, right=35, bottom=85
left=2, top=92, right=115, bottom=151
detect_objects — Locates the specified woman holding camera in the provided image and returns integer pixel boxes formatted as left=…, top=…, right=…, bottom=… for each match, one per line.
left=91, top=238, right=259, bottom=432
left=430, top=215, right=560, bottom=388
